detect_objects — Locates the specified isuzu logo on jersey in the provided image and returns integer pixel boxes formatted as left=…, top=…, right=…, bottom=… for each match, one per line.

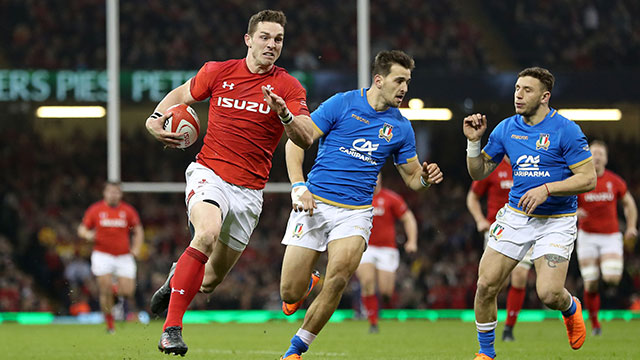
left=536, top=133, right=550, bottom=150
left=217, top=96, right=271, bottom=114
left=379, top=123, right=394, bottom=142
left=514, top=155, right=550, bottom=177
left=338, top=138, right=379, bottom=165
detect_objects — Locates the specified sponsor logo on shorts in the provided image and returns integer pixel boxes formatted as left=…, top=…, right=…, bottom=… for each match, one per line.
left=293, top=223, right=303, bottom=238
left=490, top=224, right=504, bottom=239
left=536, top=133, right=550, bottom=150
left=379, top=123, right=394, bottom=142
left=353, top=225, right=367, bottom=232
left=496, top=207, right=506, bottom=219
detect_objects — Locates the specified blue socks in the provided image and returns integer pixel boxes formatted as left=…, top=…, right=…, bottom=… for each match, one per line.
left=477, top=329, right=496, bottom=358
left=283, top=335, right=308, bottom=357
left=562, top=296, right=577, bottom=317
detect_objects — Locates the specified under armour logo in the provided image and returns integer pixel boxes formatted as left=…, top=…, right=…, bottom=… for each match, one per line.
left=264, top=84, right=274, bottom=91
left=222, top=81, right=235, bottom=90
left=171, top=288, right=185, bottom=295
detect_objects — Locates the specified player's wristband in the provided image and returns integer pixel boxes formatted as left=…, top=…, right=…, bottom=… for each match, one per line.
left=544, top=183, right=550, bottom=196
left=279, top=108, right=294, bottom=125
left=466, top=139, right=481, bottom=157
left=291, top=181, right=306, bottom=188
left=420, top=176, right=431, bottom=188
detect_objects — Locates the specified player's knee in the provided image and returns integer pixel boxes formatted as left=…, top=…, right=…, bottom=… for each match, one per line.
left=601, top=258, right=623, bottom=285
left=537, top=288, right=565, bottom=309
left=476, top=277, right=501, bottom=300
left=280, top=281, right=304, bottom=303
left=580, top=264, right=600, bottom=283
left=324, top=274, right=349, bottom=295
left=583, top=280, right=598, bottom=293
left=602, top=275, right=621, bottom=286
left=191, top=229, right=219, bottom=253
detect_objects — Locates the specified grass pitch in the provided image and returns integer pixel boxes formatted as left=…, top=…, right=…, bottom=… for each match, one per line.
left=1, top=319, right=639, bottom=359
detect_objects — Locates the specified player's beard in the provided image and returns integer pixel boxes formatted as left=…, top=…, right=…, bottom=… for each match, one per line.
left=517, top=101, right=541, bottom=118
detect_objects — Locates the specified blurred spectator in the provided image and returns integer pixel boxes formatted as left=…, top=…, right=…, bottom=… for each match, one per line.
left=0, top=0, right=485, bottom=72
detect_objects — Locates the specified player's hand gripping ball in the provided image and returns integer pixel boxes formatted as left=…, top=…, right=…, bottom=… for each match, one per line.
left=163, top=104, right=200, bottom=149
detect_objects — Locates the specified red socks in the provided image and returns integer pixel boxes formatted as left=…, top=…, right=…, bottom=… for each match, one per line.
left=362, top=294, right=379, bottom=326
left=583, top=290, right=601, bottom=329
left=505, top=286, right=526, bottom=327
left=163, top=247, right=208, bottom=330
left=105, top=313, right=114, bottom=331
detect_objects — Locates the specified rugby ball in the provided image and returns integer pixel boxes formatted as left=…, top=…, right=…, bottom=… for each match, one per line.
left=164, top=104, right=200, bottom=149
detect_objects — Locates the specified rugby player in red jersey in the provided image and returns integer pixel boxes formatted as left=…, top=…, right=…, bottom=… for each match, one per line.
left=577, top=140, right=638, bottom=336
left=144, top=9, right=314, bottom=355
left=356, top=174, right=418, bottom=333
left=78, top=182, right=144, bottom=334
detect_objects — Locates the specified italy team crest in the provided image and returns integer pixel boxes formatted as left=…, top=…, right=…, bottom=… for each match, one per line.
left=378, top=123, right=394, bottom=142
left=293, top=223, right=303, bottom=238
left=536, top=133, right=550, bottom=150
left=490, top=224, right=504, bottom=240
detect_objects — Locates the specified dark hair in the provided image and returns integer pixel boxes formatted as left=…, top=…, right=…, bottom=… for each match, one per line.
left=104, top=181, right=122, bottom=188
left=372, top=50, right=415, bottom=78
left=589, top=139, right=608, bottom=152
left=518, top=67, right=555, bottom=92
left=247, top=10, right=286, bottom=36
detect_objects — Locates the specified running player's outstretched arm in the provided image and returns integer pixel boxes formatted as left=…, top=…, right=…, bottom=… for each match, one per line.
left=77, top=223, right=95, bottom=242
left=400, top=209, right=419, bottom=253
left=131, top=223, right=144, bottom=259
left=622, top=191, right=638, bottom=241
left=546, top=160, right=597, bottom=196
left=145, top=80, right=197, bottom=147
left=519, top=160, right=597, bottom=215
left=396, top=159, right=443, bottom=192
left=262, top=86, right=314, bottom=149
left=466, top=189, right=490, bottom=232
left=285, top=129, right=322, bottom=214
left=463, top=113, right=498, bottom=180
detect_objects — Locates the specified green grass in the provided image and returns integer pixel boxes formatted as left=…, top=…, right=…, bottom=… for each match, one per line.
left=1, top=319, right=639, bottom=359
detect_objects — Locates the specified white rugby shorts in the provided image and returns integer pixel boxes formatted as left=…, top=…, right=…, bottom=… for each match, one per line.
left=486, top=206, right=577, bottom=262
left=360, top=245, right=400, bottom=272
left=484, top=229, right=533, bottom=269
left=281, top=200, right=373, bottom=252
left=184, top=162, right=263, bottom=252
left=91, top=250, right=136, bottom=279
left=576, top=229, right=623, bottom=260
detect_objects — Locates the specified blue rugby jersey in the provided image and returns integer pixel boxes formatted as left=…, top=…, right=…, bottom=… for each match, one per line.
left=482, top=109, right=592, bottom=216
left=306, top=89, right=417, bottom=208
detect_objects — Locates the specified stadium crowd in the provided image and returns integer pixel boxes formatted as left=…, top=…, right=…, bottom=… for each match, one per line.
left=0, top=0, right=484, bottom=72
left=1, top=121, right=639, bottom=315
left=486, top=0, right=640, bottom=70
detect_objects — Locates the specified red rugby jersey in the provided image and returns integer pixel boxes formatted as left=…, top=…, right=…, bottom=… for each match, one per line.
left=578, top=169, right=627, bottom=234
left=190, top=59, right=310, bottom=189
left=82, top=201, right=141, bottom=256
left=470, top=160, right=513, bottom=223
left=369, top=188, right=409, bottom=248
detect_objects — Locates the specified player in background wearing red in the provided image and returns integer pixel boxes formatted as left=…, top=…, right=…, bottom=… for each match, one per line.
left=144, top=10, right=314, bottom=356
left=467, top=158, right=529, bottom=342
left=356, top=174, right=418, bottom=333
left=77, top=182, right=144, bottom=334
left=577, top=140, right=638, bottom=335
